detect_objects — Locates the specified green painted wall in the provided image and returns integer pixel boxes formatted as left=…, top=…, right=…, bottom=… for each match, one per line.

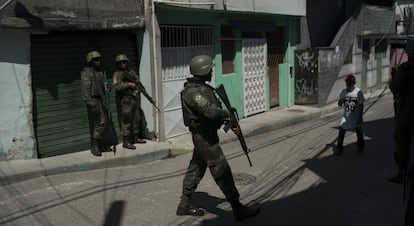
left=157, top=5, right=299, bottom=116
left=278, top=63, right=289, bottom=108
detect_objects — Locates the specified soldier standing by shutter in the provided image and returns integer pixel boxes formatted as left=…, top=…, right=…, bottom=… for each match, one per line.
left=176, top=55, right=260, bottom=221
left=112, top=54, right=147, bottom=150
left=81, top=51, right=108, bottom=156
left=392, top=40, right=414, bottom=226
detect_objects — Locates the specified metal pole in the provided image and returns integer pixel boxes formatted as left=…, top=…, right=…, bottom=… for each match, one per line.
left=154, top=0, right=215, bottom=5
left=151, top=0, right=160, bottom=141
left=0, top=0, right=14, bottom=11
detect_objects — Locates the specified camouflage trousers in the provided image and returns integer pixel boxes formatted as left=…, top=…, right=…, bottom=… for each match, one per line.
left=120, top=96, right=143, bottom=138
left=86, top=100, right=108, bottom=140
left=181, top=132, right=240, bottom=203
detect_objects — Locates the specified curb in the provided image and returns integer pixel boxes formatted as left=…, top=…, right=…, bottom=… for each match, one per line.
left=0, top=143, right=171, bottom=185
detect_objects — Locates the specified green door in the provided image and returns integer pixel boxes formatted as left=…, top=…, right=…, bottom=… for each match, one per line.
left=31, top=31, right=139, bottom=158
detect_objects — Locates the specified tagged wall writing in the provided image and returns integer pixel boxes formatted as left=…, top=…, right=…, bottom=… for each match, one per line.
left=295, top=49, right=318, bottom=104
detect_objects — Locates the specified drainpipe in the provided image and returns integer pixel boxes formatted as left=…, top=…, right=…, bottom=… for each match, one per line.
left=154, top=0, right=215, bottom=5
left=288, top=41, right=291, bottom=107
left=287, top=18, right=292, bottom=107
left=151, top=0, right=160, bottom=141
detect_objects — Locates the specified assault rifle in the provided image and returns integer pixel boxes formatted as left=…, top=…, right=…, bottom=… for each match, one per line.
left=123, top=72, right=161, bottom=111
left=95, top=72, right=118, bottom=154
left=96, top=72, right=112, bottom=117
left=215, top=84, right=253, bottom=167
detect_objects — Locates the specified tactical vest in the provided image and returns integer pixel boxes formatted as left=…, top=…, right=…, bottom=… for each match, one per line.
left=181, top=80, right=222, bottom=132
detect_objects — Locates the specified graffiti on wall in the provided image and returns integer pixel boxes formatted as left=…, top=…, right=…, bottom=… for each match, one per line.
left=295, top=49, right=318, bottom=104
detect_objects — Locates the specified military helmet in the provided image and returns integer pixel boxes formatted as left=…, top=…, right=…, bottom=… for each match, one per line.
left=190, top=55, right=214, bottom=76
left=86, top=51, right=102, bottom=63
left=115, top=54, right=129, bottom=63
left=405, top=39, right=414, bottom=58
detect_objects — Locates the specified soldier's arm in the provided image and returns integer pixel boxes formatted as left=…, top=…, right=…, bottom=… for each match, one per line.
left=80, top=70, right=96, bottom=106
left=185, top=89, right=228, bottom=121
left=112, top=71, right=130, bottom=92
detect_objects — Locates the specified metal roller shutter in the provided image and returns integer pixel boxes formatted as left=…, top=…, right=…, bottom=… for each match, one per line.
left=31, top=31, right=139, bottom=158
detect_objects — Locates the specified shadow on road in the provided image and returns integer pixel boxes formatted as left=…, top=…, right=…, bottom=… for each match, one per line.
left=102, top=200, right=125, bottom=226
left=182, top=117, right=404, bottom=226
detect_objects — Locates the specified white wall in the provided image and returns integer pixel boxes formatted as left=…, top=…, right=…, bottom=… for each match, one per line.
left=224, top=0, right=306, bottom=16
left=157, top=0, right=307, bottom=16
left=0, top=27, right=35, bottom=160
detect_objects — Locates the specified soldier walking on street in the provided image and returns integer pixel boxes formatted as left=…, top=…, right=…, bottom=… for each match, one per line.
left=81, top=51, right=111, bottom=156
left=176, top=55, right=260, bottom=221
left=392, top=40, right=414, bottom=226
left=112, top=54, right=147, bottom=150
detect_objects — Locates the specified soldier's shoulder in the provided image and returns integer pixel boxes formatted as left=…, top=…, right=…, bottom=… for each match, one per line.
left=81, top=67, right=93, bottom=75
left=112, top=70, right=122, bottom=76
left=183, top=85, right=199, bottom=96
left=129, top=70, right=138, bottom=75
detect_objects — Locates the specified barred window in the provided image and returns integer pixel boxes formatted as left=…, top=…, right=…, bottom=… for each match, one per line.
left=161, top=25, right=213, bottom=48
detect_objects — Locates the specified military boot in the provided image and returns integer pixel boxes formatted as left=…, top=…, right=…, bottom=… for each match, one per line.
left=90, top=139, right=102, bottom=156
left=176, top=195, right=205, bottom=216
left=123, top=136, right=136, bottom=150
left=133, top=136, right=147, bottom=144
left=231, top=200, right=260, bottom=221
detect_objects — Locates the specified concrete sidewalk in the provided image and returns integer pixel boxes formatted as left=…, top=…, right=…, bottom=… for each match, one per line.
left=0, top=89, right=389, bottom=185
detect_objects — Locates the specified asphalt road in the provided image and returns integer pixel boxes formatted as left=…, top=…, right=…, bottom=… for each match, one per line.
left=0, top=92, right=404, bottom=226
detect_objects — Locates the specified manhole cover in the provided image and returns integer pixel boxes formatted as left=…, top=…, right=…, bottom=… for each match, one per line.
left=286, top=109, right=305, bottom=113
left=233, top=172, right=257, bottom=185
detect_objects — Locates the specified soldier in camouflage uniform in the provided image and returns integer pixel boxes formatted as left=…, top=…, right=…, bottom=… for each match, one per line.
left=176, top=55, right=260, bottom=221
left=81, top=51, right=108, bottom=156
left=112, top=54, right=146, bottom=150
left=392, top=40, right=414, bottom=226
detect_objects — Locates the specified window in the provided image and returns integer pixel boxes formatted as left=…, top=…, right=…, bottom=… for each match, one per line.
left=161, top=26, right=213, bottom=48
left=221, top=26, right=235, bottom=74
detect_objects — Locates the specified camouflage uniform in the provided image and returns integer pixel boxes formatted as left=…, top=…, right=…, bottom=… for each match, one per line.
left=181, top=76, right=240, bottom=203
left=81, top=51, right=109, bottom=156
left=81, top=67, right=108, bottom=139
left=112, top=54, right=146, bottom=149
left=176, top=55, right=260, bottom=221
left=393, top=41, right=414, bottom=226
left=113, top=70, right=143, bottom=136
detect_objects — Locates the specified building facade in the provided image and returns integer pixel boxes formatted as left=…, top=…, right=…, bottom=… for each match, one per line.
left=149, top=0, right=305, bottom=139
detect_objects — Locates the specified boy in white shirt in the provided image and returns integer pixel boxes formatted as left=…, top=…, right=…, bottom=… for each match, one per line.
left=335, top=74, right=365, bottom=155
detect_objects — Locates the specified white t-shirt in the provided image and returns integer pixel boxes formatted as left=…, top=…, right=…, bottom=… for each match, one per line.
left=339, top=87, right=365, bottom=130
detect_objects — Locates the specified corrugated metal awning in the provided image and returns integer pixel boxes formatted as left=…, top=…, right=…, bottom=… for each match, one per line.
left=15, top=0, right=145, bottom=30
